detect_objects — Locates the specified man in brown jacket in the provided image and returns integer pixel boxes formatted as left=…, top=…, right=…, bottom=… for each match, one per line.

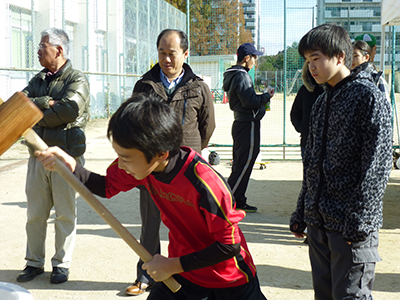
left=125, top=29, right=215, bottom=296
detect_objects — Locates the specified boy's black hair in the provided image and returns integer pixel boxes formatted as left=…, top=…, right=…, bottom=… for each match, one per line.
left=157, top=29, right=188, bottom=52
left=298, top=23, right=353, bottom=69
left=107, top=92, right=183, bottom=163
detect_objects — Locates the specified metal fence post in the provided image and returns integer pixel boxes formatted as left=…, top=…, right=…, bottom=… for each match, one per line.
left=283, top=0, right=287, bottom=159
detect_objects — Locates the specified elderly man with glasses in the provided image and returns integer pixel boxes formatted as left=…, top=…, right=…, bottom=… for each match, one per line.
left=16, top=28, right=90, bottom=284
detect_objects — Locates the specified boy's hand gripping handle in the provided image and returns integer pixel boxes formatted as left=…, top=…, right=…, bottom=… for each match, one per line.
left=22, top=128, right=181, bottom=293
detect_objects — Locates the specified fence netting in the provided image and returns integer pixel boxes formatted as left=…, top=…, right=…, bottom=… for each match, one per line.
left=1, top=1, right=398, bottom=160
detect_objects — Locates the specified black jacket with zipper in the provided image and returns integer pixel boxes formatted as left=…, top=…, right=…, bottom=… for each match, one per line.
left=222, top=65, right=271, bottom=122
left=22, top=59, right=90, bottom=157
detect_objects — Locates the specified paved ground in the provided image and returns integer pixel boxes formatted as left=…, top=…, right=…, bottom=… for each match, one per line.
left=0, top=118, right=399, bottom=299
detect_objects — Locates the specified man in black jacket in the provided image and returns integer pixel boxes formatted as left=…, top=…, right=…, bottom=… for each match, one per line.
left=223, top=43, right=274, bottom=213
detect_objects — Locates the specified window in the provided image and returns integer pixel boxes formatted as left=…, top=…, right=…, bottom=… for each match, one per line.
left=95, top=31, right=106, bottom=72
left=330, top=8, right=340, bottom=17
left=373, top=7, right=381, bottom=17
left=65, top=22, right=75, bottom=61
left=363, top=22, right=372, bottom=31
left=95, top=0, right=107, bottom=31
left=10, top=5, right=33, bottom=68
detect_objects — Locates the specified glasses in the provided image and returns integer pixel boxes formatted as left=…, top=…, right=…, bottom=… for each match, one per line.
left=38, top=43, right=59, bottom=49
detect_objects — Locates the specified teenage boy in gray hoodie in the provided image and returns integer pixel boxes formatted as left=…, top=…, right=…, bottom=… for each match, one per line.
left=290, top=24, right=392, bottom=300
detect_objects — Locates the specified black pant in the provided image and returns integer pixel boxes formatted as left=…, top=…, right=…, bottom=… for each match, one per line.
left=136, top=188, right=161, bottom=284
left=228, top=121, right=261, bottom=207
left=148, top=274, right=267, bottom=300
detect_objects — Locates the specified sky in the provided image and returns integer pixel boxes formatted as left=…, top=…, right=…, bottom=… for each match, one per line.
left=260, top=0, right=318, bottom=55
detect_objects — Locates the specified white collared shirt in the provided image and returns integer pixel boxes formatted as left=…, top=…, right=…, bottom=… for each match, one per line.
left=160, top=68, right=185, bottom=90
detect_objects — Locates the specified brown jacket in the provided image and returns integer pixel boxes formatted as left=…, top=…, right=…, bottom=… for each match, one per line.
left=133, top=63, right=215, bottom=153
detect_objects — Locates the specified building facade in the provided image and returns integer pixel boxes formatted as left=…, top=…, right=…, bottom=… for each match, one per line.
left=316, top=0, right=400, bottom=69
left=241, top=0, right=261, bottom=50
left=0, top=0, right=185, bottom=117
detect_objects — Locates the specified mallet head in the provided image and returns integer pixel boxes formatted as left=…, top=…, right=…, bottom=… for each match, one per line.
left=0, top=92, right=43, bottom=156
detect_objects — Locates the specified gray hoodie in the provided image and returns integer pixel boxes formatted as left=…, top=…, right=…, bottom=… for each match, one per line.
left=290, top=69, right=392, bottom=242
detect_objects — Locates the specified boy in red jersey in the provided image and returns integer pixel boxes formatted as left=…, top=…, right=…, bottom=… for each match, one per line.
left=35, top=92, right=267, bottom=300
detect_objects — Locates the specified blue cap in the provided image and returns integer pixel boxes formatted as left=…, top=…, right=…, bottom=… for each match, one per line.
left=237, top=43, right=263, bottom=62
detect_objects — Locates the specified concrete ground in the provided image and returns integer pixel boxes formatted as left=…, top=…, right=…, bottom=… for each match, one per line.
left=1, top=118, right=399, bottom=300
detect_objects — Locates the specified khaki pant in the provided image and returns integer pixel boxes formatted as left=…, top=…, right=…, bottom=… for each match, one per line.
left=24, top=155, right=84, bottom=269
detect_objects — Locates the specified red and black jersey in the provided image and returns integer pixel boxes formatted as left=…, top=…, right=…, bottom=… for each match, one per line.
left=104, top=147, right=257, bottom=288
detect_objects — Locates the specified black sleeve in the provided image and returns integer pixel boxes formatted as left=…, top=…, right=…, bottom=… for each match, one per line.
left=290, top=88, right=304, bottom=133
left=179, top=241, right=241, bottom=272
left=74, top=163, right=106, bottom=198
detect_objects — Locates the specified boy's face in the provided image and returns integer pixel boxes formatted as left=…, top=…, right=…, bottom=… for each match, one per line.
left=304, top=50, right=344, bottom=87
left=244, top=55, right=257, bottom=70
left=112, top=141, right=168, bottom=180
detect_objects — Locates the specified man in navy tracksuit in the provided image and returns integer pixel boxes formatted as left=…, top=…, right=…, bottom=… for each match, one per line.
left=223, top=43, right=274, bottom=213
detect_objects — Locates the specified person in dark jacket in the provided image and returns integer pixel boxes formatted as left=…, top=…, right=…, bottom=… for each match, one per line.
left=351, top=40, right=390, bottom=103
left=17, top=28, right=90, bottom=284
left=223, top=43, right=274, bottom=213
left=290, top=62, right=324, bottom=158
left=290, top=24, right=392, bottom=300
left=125, top=29, right=215, bottom=296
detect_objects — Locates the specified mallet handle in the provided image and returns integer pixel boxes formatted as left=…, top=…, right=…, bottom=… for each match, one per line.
left=22, top=129, right=181, bottom=293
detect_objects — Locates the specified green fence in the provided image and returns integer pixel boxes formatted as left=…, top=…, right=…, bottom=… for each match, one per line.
left=185, top=0, right=400, bottom=160
left=1, top=0, right=399, bottom=160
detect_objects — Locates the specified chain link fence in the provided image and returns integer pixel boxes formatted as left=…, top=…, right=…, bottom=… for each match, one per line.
left=1, top=0, right=185, bottom=119
left=1, top=0, right=399, bottom=159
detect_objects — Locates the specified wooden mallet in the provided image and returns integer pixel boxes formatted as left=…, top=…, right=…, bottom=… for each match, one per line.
left=0, top=92, right=181, bottom=293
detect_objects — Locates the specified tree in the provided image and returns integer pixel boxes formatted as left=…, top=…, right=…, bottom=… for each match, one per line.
left=165, top=0, right=252, bottom=56
left=257, top=41, right=303, bottom=72
left=189, top=0, right=213, bottom=56
left=286, top=42, right=303, bottom=71
left=255, top=41, right=304, bottom=93
left=258, top=55, right=276, bottom=72
left=165, top=0, right=187, bottom=11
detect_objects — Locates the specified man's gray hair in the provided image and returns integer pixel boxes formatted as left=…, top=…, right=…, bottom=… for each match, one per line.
left=41, top=28, right=70, bottom=59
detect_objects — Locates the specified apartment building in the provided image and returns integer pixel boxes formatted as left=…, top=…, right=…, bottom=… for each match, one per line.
left=317, top=0, right=399, bottom=68
left=0, top=0, right=185, bottom=117
left=241, top=0, right=261, bottom=50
